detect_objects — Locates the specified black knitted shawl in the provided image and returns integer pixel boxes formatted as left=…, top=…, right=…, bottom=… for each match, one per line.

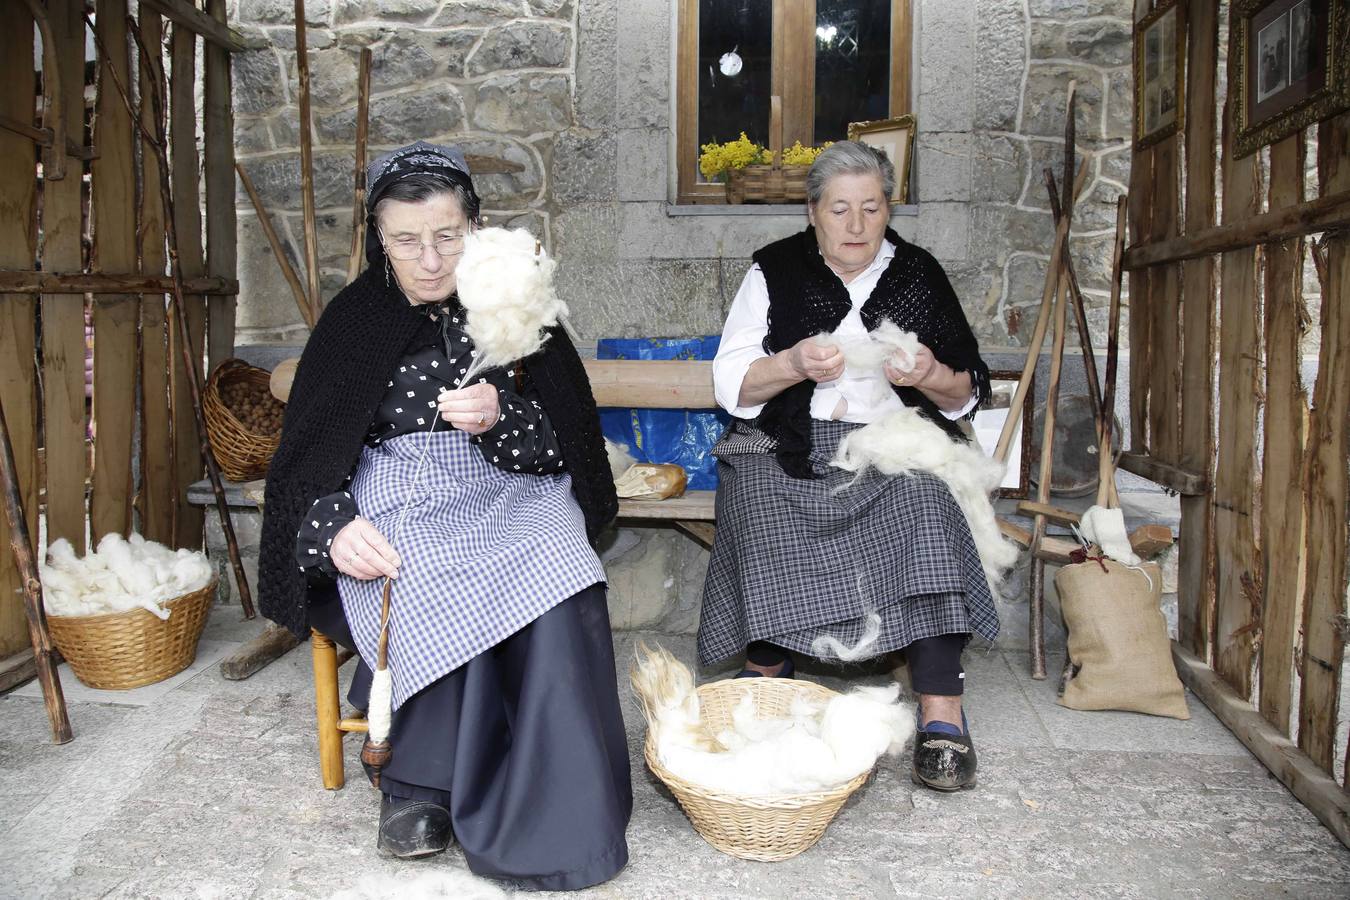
left=754, top=226, right=991, bottom=478
left=258, top=266, right=618, bottom=638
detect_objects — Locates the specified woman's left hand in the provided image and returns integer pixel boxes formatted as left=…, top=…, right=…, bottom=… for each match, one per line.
left=437, top=383, right=500, bottom=435
left=884, top=342, right=939, bottom=389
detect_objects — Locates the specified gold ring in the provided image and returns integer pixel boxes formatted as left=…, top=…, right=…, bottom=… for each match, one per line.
left=477, top=411, right=487, bottom=426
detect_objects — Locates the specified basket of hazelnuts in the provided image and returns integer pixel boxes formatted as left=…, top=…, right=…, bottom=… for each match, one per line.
left=203, top=358, right=287, bottom=481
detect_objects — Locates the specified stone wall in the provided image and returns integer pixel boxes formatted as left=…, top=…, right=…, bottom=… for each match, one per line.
left=225, top=0, right=1138, bottom=641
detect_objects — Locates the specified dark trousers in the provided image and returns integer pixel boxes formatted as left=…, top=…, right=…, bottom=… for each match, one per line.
left=748, top=630, right=968, bottom=695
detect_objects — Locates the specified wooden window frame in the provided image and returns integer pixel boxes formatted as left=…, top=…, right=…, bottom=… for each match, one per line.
left=675, top=0, right=913, bottom=204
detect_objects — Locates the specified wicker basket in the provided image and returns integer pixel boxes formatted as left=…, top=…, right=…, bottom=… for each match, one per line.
left=725, top=163, right=809, bottom=204
left=46, top=578, right=216, bottom=690
left=204, top=358, right=282, bottom=481
left=643, top=678, right=873, bottom=862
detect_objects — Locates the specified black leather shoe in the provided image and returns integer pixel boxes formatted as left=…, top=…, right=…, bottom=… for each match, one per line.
left=377, top=794, right=454, bottom=859
left=911, top=714, right=977, bottom=792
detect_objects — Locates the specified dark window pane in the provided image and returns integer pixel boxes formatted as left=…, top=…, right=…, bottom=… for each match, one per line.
left=814, top=0, right=891, bottom=141
left=698, top=0, right=773, bottom=179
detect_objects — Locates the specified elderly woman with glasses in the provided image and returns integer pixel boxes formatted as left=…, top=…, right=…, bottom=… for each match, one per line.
left=258, top=142, right=630, bottom=888
left=697, top=141, right=997, bottom=792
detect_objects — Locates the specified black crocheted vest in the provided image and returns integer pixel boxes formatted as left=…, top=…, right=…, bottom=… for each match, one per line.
left=258, top=266, right=618, bottom=638
left=753, top=226, right=990, bottom=478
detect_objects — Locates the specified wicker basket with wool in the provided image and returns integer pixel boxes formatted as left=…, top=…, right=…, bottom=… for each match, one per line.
left=204, top=358, right=283, bottom=481
left=45, top=578, right=217, bottom=690
left=643, top=678, right=873, bottom=862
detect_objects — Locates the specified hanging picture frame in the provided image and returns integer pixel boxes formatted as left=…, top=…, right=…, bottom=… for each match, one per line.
left=847, top=114, right=916, bottom=204
left=1229, top=0, right=1350, bottom=158
left=1134, top=0, right=1187, bottom=150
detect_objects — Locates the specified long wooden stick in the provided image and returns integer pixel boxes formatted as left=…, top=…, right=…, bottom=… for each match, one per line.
left=93, top=14, right=255, bottom=619
left=1028, top=277, right=1069, bottom=682
left=1096, top=197, right=1129, bottom=508
left=347, top=48, right=372, bottom=284
left=236, top=163, right=315, bottom=328
left=294, top=0, right=322, bottom=320
left=0, top=272, right=235, bottom=294
left=0, top=402, right=72, bottom=744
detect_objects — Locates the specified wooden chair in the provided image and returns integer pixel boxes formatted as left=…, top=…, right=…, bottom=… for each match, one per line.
left=310, top=357, right=719, bottom=788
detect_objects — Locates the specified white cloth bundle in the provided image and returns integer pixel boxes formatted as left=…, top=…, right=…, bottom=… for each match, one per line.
left=631, top=643, right=914, bottom=796
left=41, top=534, right=214, bottom=619
left=454, top=227, right=566, bottom=383
left=1079, top=504, right=1141, bottom=566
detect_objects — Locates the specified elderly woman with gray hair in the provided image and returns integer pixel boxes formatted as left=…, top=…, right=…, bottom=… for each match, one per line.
left=698, top=140, right=997, bottom=792
left=259, top=142, right=629, bottom=887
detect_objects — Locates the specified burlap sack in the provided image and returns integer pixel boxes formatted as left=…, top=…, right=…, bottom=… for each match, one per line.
left=1056, top=558, right=1190, bottom=719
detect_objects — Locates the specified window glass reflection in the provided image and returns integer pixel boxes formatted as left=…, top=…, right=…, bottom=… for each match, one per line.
left=814, top=0, right=891, bottom=141
left=698, top=0, right=773, bottom=178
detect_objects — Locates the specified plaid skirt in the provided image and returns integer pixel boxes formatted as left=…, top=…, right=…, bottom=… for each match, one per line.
left=696, top=418, right=999, bottom=666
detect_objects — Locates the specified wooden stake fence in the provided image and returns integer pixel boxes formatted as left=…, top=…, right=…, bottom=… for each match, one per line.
left=1122, top=0, right=1350, bottom=845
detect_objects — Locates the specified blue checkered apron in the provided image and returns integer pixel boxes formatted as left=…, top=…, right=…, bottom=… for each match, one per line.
left=697, top=419, right=999, bottom=665
left=338, top=429, right=606, bottom=708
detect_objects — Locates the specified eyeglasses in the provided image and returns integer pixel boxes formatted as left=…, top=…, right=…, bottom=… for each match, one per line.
left=380, top=230, right=467, bottom=260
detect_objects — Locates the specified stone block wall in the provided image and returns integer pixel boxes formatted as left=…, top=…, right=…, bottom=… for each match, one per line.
left=225, top=0, right=1138, bottom=643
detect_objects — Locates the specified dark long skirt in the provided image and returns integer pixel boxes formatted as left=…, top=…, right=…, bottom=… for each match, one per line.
left=309, top=582, right=631, bottom=891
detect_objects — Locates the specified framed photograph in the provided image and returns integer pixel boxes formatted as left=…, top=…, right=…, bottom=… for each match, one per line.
left=1134, top=0, right=1186, bottom=150
left=972, top=369, right=1035, bottom=500
left=1230, top=0, right=1350, bottom=158
left=847, top=114, right=916, bottom=204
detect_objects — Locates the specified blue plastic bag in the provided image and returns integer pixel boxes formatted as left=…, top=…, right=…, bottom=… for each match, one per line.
left=596, top=336, right=730, bottom=490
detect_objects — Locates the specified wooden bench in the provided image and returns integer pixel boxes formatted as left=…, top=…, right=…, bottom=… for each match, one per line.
left=582, top=357, right=718, bottom=549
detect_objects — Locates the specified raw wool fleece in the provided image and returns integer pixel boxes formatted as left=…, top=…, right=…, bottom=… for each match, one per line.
left=455, top=227, right=565, bottom=383
left=41, top=534, right=213, bottom=619
left=630, top=642, right=914, bottom=796
left=328, top=869, right=508, bottom=900
left=831, top=406, right=1019, bottom=600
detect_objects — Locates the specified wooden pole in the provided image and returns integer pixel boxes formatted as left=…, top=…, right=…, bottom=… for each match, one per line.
left=0, top=272, right=236, bottom=295
left=0, top=401, right=72, bottom=745
left=347, top=47, right=372, bottom=284
left=294, top=0, right=323, bottom=320
left=1096, top=197, right=1128, bottom=509
left=236, top=163, right=316, bottom=328
left=94, top=15, right=255, bottom=619
left=17, top=0, right=65, bottom=182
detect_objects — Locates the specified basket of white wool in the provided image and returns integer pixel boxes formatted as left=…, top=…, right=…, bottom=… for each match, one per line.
left=41, top=534, right=217, bottom=690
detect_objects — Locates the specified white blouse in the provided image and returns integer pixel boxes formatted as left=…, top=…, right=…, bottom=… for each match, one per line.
left=712, top=240, right=978, bottom=423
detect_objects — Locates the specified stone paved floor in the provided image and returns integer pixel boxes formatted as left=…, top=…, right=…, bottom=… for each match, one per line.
left=1, top=609, right=1347, bottom=900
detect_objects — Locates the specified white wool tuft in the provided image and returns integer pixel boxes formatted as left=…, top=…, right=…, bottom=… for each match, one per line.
left=816, top=319, right=920, bottom=373
left=40, top=535, right=213, bottom=619
left=810, top=611, right=882, bottom=662
left=831, top=406, right=1020, bottom=599
left=630, top=643, right=914, bottom=796
left=605, top=438, right=636, bottom=481
left=1079, top=505, right=1141, bottom=566
left=454, top=227, right=566, bottom=381
left=367, top=666, right=394, bottom=743
left=328, top=869, right=508, bottom=900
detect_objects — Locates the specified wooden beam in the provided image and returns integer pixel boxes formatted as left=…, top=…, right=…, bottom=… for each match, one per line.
left=1177, top=0, right=1219, bottom=661
left=1015, top=500, right=1080, bottom=527
left=90, top=0, right=139, bottom=545
left=40, top=0, right=90, bottom=554
left=0, top=0, right=40, bottom=661
left=0, top=650, right=36, bottom=694
left=0, top=272, right=237, bottom=294
left=1147, top=134, right=1182, bottom=465
left=142, top=0, right=246, bottom=52
left=294, top=0, right=322, bottom=320
left=137, top=4, right=173, bottom=547
left=1126, top=153, right=1153, bottom=451
left=889, top=0, right=912, bottom=117
left=1258, top=133, right=1308, bottom=737
left=1123, top=188, right=1350, bottom=270
left=1213, top=42, right=1264, bottom=699
left=204, top=0, right=237, bottom=373
left=1298, top=112, right=1350, bottom=773
left=1117, top=451, right=1207, bottom=495
left=583, top=359, right=716, bottom=409
left=169, top=22, right=206, bottom=549
left=672, top=519, right=716, bottom=550
left=615, top=491, right=716, bottom=522
left=1171, top=643, right=1350, bottom=850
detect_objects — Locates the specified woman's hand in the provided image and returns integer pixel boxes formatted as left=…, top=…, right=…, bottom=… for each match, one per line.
left=785, top=336, right=845, bottom=383
left=437, top=383, right=500, bottom=435
left=331, top=518, right=401, bottom=581
left=883, top=342, right=938, bottom=388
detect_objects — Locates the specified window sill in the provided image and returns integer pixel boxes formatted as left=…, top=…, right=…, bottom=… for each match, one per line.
left=665, top=203, right=920, bottom=217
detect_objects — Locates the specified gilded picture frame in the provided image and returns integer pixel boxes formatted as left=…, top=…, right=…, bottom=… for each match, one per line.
left=1229, top=0, right=1350, bottom=159
left=1134, top=0, right=1187, bottom=150
left=847, top=114, right=916, bottom=204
